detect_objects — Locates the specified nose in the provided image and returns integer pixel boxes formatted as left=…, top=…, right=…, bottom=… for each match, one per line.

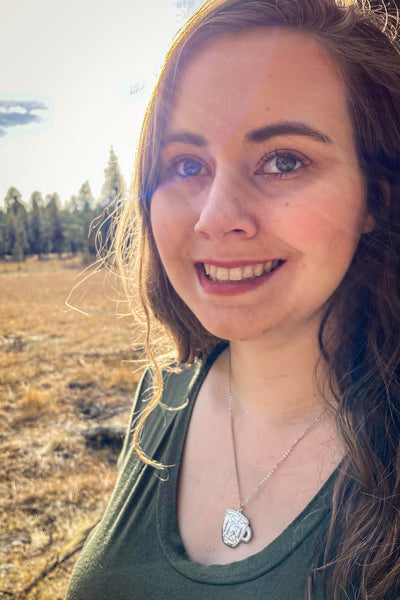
left=194, top=168, right=257, bottom=239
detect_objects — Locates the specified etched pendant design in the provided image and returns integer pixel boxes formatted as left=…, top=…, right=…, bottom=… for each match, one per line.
left=222, top=509, right=252, bottom=548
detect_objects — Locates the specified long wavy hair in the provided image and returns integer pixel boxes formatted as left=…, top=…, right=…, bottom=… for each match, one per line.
left=113, top=0, right=400, bottom=597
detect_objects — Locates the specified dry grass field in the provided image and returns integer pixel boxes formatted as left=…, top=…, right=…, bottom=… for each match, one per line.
left=0, top=256, right=144, bottom=599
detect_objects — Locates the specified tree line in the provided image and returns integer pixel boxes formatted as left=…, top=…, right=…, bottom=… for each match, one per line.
left=0, top=148, right=126, bottom=263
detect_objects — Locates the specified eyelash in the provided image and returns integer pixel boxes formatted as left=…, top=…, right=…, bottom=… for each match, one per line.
left=166, top=155, right=209, bottom=180
left=165, top=149, right=311, bottom=181
left=255, top=149, right=312, bottom=179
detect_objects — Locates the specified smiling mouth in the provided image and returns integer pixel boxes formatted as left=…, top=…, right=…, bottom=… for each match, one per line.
left=201, top=260, right=284, bottom=282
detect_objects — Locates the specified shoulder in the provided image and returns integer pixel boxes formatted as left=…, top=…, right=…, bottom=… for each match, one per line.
left=118, top=344, right=227, bottom=468
left=137, top=343, right=228, bottom=412
left=116, top=358, right=206, bottom=468
left=131, top=360, right=204, bottom=413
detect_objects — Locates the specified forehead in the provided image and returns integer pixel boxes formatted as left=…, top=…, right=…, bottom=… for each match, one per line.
left=166, top=30, right=354, bottom=151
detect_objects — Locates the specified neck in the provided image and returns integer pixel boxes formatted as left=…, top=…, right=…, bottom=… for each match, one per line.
left=227, top=328, right=329, bottom=423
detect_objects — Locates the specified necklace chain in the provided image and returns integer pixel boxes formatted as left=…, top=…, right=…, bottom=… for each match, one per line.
left=228, top=347, right=326, bottom=512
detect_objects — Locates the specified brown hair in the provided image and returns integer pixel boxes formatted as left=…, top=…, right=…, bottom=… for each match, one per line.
left=114, top=0, right=400, bottom=597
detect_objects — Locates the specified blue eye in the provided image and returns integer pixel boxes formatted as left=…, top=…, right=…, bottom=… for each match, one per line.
left=171, top=157, right=207, bottom=179
left=256, top=150, right=311, bottom=178
left=274, top=155, right=297, bottom=172
left=181, top=159, right=203, bottom=176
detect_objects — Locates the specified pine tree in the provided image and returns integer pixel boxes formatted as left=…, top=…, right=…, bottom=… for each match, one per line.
left=77, top=180, right=95, bottom=211
left=98, top=147, right=125, bottom=209
left=5, top=210, right=16, bottom=256
left=12, top=213, right=29, bottom=262
left=96, top=148, right=126, bottom=256
left=0, top=209, right=6, bottom=258
left=29, top=191, right=45, bottom=258
left=4, top=186, right=23, bottom=214
left=45, top=193, right=65, bottom=257
left=4, top=187, right=29, bottom=260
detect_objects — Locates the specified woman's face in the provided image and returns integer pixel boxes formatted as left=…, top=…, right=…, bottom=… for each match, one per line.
left=150, top=30, right=374, bottom=343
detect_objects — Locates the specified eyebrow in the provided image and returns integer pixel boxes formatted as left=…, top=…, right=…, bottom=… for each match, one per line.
left=245, top=121, right=333, bottom=144
left=162, top=131, right=207, bottom=148
left=162, top=120, right=333, bottom=149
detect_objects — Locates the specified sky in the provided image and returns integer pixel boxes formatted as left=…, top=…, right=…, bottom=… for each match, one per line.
left=1, top=0, right=200, bottom=206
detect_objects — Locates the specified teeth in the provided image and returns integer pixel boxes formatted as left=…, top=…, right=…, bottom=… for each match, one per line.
left=229, top=267, right=243, bottom=281
left=243, top=265, right=254, bottom=279
left=254, top=263, right=263, bottom=277
left=203, top=260, right=282, bottom=282
left=215, top=267, right=229, bottom=281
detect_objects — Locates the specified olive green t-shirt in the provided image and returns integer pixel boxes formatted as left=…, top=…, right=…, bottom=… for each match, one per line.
left=66, top=352, right=335, bottom=600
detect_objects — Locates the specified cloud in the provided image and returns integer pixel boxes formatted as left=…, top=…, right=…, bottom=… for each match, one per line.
left=0, top=99, right=48, bottom=137
left=0, top=99, right=47, bottom=112
left=0, top=111, right=42, bottom=127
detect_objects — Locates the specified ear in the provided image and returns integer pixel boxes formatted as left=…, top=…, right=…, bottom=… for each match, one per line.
left=362, top=179, right=390, bottom=234
left=362, top=212, right=375, bottom=234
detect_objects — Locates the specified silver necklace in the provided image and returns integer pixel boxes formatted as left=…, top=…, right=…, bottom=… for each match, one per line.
left=221, top=349, right=326, bottom=549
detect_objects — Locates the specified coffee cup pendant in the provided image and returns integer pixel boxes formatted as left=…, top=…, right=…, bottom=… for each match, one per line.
left=222, top=509, right=252, bottom=548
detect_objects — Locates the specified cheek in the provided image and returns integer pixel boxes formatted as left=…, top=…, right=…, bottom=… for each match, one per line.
left=150, top=196, right=169, bottom=258
left=280, top=192, right=367, bottom=249
left=150, top=193, right=193, bottom=264
left=150, top=211, right=170, bottom=268
left=282, top=172, right=366, bottom=236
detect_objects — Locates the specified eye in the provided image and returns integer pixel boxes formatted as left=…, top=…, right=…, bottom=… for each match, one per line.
left=256, top=150, right=311, bottom=178
left=168, top=156, right=208, bottom=179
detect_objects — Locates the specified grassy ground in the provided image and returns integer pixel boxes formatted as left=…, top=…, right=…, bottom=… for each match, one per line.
left=0, top=255, right=143, bottom=599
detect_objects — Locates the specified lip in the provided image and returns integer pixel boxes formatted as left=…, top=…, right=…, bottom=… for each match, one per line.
left=195, top=260, right=284, bottom=296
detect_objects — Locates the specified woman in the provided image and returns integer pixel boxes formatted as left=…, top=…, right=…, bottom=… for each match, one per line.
left=67, top=0, right=400, bottom=598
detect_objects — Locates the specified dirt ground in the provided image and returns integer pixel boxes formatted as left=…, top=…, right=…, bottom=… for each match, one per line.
left=0, top=256, right=144, bottom=599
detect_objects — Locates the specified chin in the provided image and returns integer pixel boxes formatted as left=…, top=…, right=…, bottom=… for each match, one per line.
left=197, top=317, right=265, bottom=343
